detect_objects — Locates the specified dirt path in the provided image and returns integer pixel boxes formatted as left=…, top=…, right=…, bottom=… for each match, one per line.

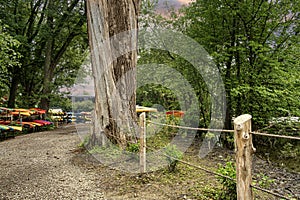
left=0, top=125, right=105, bottom=200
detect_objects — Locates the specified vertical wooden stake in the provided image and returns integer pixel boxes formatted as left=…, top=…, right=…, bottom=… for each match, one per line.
left=55, top=120, right=58, bottom=128
left=234, top=114, right=256, bottom=200
left=139, top=112, right=146, bottom=173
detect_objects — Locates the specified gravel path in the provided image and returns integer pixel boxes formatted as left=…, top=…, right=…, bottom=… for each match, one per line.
left=1, top=125, right=299, bottom=200
left=0, top=125, right=106, bottom=200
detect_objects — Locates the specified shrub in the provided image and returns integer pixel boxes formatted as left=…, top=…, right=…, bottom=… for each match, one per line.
left=216, top=161, right=236, bottom=200
left=253, top=173, right=274, bottom=189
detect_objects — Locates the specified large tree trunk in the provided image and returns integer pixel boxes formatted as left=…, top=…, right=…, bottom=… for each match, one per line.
left=87, top=0, right=139, bottom=148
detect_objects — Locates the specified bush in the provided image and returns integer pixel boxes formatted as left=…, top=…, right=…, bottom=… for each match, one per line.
left=216, top=161, right=236, bottom=200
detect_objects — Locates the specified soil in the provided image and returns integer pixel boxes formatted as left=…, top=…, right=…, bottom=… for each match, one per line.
left=0, top=125, right=299, bottom=200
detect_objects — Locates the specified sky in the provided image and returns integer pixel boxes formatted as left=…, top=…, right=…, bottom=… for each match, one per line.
left=156, top=0, right=192, bottom=12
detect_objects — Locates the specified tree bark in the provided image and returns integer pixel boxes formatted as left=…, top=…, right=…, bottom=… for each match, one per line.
left=87, top=0, right=139, bottom=148
left=7, top=74, right=19, bottom=108
left=40, top=37, right=53, bottom=110
left=40, top=0, right=54, bottom=110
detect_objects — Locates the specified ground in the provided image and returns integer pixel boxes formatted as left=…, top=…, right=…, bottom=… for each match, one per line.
left=0, top=125, right=299, bottom=199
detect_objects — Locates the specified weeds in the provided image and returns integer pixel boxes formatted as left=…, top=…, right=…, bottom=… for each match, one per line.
left=164, top=144, right=183, bottom=172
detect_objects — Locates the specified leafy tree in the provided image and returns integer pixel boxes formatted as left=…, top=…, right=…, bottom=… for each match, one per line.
left=178, top=0, right=300, bottom=129
left=0, top=25, right=21, bottom=99
left=138, top=1, right=213, bottom=128
left=0, top=0, right=88, bottom=109
left=137, top=84, right=180, bottom=110
left=72, top=100, right=94, bottom=113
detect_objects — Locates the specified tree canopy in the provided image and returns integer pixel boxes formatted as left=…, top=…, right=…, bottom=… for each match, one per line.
left=0, top=26, right=21, bottom=98
left=0, top=0, right=298, bottom=131
left=0, top=0, right=88, bottom=109
left=138, top=0, right=300, bottom=129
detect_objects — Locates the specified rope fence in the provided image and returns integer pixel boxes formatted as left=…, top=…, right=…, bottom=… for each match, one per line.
left=85, top=113, right=299, bottom=199
left=149, top=121, right=300, bottom=140
left=251, top=131, right=300, bottom=140
left=148, top=121, right=235, bottom=133
left=145, top=145, right=291, bottom=200
left=145, top=114, right=299, bottom=200
left=145, top=145, right=235, bottom=181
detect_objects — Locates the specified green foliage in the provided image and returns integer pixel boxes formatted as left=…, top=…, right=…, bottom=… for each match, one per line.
left=164, top=144, right=183, bottom=172
left=72, top=100, right=94, bottom=112
left=0, top=29, right=21, bottom=67
left=178, top=0, right=300, bottom=129
left=0, top=26, right=21, bottom=96
left=216, top=161, right=236, bottom=200
left=88, top=146, right=104, bottom=154
left=255, top=119, right=300, bottom=153
left=137, top=84, right=180, bottom=111
left=146, top=124, right=174, bottom=150
left=281, top=143, right=300, bottom=159
left=253, top=173, right=274, bottom=189
left=126, top=142, right=140, bottom=160
left=88, top=145, right=122, bottom=160
left=268, top=119, right=300, bottom=137
left=0, top=0, right=88, bottom=108
left=45, top=124, right=55, bottom=131
left=126, top=142, right=140, bottom=153
left=49, top=96, right=72, bottom=112
left=165, top=114, right=181, bottom=133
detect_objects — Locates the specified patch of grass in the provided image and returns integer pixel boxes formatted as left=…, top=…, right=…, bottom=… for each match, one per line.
left=78, top=135, right=90, bottom=148
left=88, top=145, right=122, bottom=159
left=146, top=126, right=174, bottom=149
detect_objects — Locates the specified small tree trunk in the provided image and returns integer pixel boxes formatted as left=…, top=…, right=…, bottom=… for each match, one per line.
left=87, top=0, right=139, bottom=148
left=7, top=75, right=19, bottom=108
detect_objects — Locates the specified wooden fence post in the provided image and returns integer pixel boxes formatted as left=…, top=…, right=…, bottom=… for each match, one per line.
left=54, top=120, right=59, bottom=128
left=234, top=114, right=256, bottom=200
left=139, top=112, right=146, bottom=173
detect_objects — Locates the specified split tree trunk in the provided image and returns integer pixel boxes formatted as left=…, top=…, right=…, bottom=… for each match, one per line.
left=87, top=0, right=139, bottom=148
